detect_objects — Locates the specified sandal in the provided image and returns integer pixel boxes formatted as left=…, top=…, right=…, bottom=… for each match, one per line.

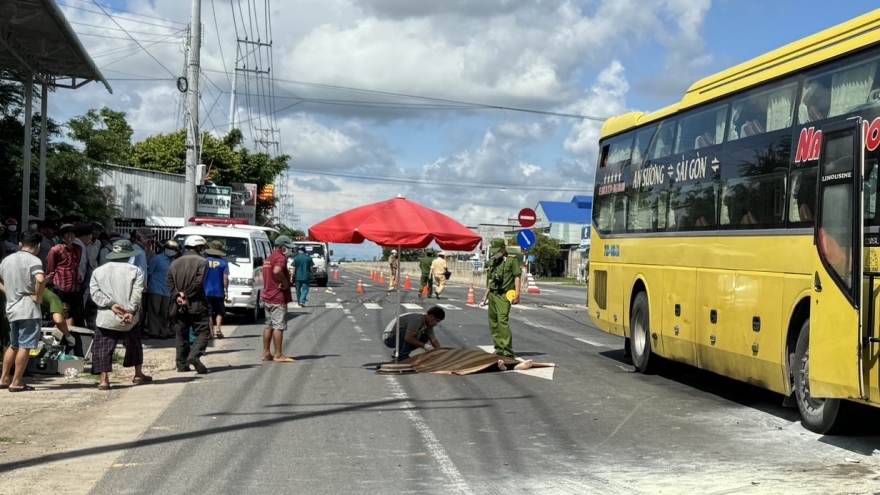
left=132, top=376, right=153, bottom=385
left=97, top=384, right=111, bottom=391
left=214, top=331, right=225, bottom=339
left=9, top=384, right=35, bottom=392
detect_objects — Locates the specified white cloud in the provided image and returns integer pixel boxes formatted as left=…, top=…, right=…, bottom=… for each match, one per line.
left=39, top=0, right=716, bottom=257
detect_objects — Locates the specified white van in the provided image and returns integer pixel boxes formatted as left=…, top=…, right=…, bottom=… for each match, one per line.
left=173, top=225, right=274, bottom=323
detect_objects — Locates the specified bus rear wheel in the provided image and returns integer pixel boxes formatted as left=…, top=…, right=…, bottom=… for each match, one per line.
left=793, top=319, right=849, bottom=434
left=630, top=292, right=657, bottom=373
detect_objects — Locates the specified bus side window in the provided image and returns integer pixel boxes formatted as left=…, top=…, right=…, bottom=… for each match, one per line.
left=729, top=80, right=797, bottom=140
left=675, top=105, right=727, bottom=153
left=649, top=120, right=676, bottom=159
left=806, top=53, right=880, bottom=118
left=788, top=167, right=818, bottom=224
left=721, top=173, right=787, bottom=229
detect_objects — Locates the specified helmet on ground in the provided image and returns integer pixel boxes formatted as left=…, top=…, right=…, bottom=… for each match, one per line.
left=183, top=235, right=207, bottom=248
left=164, top=239, right=181, bottom=251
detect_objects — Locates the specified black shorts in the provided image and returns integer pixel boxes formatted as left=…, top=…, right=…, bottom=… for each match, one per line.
left=53, top=288, right=82, bottom=319
left=207, top=297, right=226, bottom=318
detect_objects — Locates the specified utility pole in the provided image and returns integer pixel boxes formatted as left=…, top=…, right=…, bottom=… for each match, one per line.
left=228, top=43, right=238, bottom=130
left=184, top=0, right=201, bottom=225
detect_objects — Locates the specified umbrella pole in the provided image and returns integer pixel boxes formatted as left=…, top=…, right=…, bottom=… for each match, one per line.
left=394, top=244, right=402, bottom=364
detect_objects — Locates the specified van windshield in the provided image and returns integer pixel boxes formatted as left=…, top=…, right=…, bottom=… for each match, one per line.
left=293, top=243, right=324, bottom=257
left=174, top=235, right=250, bottom=260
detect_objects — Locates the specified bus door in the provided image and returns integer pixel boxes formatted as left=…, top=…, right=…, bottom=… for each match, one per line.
left=810, top=119, right=865, bottom=400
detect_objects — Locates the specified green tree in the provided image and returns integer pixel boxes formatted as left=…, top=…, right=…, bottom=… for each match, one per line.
left=0, top=79, right=117, bottom=222
left=381, top=247, right=421, bottom=261
left=275, top=224, right=305, bottom=239
left=529, top=229, right=560, bottom=277
left=131, top=128, right=288, bottom=221
left=67, top=107, right=133, bottom=166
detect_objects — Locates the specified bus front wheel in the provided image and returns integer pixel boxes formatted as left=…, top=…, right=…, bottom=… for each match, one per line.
left=793, top=320, right=849, bottom=434
left=630, top=292, right=656, bottom=373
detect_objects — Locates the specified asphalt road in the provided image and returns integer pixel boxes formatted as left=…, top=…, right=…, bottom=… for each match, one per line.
left=91, top=270, right=880, bottom=494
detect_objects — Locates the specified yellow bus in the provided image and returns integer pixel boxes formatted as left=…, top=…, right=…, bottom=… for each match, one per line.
left=589, top=9, right=880, bottom=434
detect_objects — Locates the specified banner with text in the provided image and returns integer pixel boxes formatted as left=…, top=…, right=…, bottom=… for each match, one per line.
left=196, top=185, right=232, bottom=217
left=231, top=183, right=257, bottom=224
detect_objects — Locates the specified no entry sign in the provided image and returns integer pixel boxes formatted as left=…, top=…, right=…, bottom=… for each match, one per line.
left=518, top=208, right=537, bottom=228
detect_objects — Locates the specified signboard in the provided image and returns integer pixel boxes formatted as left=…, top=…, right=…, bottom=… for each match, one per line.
left=196, top=185, right=232, bottom=217
left=259, top=184, right=275, bottom=201
left=518, top=208, right=537, bottom=228
left=231, top=183, right=257, bottom=224
left=517, top=229, right=536, bottom=250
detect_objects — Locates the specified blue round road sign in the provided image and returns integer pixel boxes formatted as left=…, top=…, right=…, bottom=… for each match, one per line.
left=517, top=229, right=537, bottom=250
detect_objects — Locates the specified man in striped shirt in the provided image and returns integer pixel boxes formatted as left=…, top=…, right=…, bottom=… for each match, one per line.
left=46, top=224, right=82, bottom=326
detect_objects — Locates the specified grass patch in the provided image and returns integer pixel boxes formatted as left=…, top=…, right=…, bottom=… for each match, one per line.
left=0, top=437, right=16, bottom=443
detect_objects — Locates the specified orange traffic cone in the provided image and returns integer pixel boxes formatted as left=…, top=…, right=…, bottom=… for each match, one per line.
left=421, top=285, right=429, bottom=295
left=404, top=275, right=412, bottom=290
left=333, top=269, right=339, bottom=280
left=466, top=285, right=476, bottom=305
left=372, top=270, right=378, bottom=282
left=380, top=272, right=386, bottom=284
left=357, top=277, right=365, bottom=294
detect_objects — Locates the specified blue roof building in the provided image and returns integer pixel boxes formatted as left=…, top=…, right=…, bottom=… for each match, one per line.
left=535, top=196, right=592, bottom=245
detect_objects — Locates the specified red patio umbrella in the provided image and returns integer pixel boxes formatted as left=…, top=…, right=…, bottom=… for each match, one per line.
left=308, top=196, right=481, bottom=251
left=309, top=196, right=481, bottom=362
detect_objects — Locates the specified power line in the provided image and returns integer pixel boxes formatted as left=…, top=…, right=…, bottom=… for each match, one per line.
left=200, top=68, right=609, bottom=121
left=209, top=0, right=233, bottom=89
left=58, top=2, right=187, bottom=30
left=90, top=30, right=185, bottom=59
left=287, top=168, right=590, bottom=192
left=69, top=20, right=181, bottom=36
left=90, top=0, right=179, bottom=78
left=77, top=32, right=182, bottom=43
left=65, top=0, right=188, bottom=26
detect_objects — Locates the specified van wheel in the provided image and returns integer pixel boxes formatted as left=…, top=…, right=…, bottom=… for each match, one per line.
left=793, top=319, right=849, bottom=434
left=318, top=279, right=328, bottom=287
left=630, top=292, right=657, bottom=373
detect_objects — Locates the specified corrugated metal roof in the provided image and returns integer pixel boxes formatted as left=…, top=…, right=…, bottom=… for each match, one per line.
left=99, top=165, right=184, bottom=220
left=0, top=0, right=111, bottom=92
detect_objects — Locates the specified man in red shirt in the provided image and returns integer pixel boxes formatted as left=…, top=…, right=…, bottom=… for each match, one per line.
left=46, top=224, right=82, bottom=326
left=261, top=235, right=294, bottom=363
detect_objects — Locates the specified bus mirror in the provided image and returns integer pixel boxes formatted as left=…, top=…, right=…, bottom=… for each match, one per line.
left=329, top=249, right=334, bottom=256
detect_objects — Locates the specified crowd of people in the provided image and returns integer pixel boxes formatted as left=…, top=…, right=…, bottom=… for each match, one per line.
left=0, top=216, right=240, bottom=390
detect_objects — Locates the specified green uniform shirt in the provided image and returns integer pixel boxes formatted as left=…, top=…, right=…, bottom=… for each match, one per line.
left=40, top=288, right=64, bottom=318
left=486, top=256, right=522, bottom=293
left=419, top=256, right=434, bottom=275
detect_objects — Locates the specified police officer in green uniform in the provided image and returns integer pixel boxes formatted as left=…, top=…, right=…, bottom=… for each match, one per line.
left=418, top=249, right=435, bottom=298
left=484, top=238, right=521, bottom=358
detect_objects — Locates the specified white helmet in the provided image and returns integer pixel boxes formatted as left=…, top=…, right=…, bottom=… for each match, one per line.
left=184, top=235, right=207, bottom=248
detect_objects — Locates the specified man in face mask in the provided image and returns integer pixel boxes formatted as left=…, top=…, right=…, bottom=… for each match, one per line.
left=5, top=219, right=19, bottom=246
left=144, top=240, right=180, bottom=340
left=0, top=218, right=18, bottom=254
left=481, top=238, right=521, bottom=359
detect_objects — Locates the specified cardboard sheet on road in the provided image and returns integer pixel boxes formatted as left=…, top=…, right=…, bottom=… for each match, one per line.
left=378, top=348, right=554, bottom=375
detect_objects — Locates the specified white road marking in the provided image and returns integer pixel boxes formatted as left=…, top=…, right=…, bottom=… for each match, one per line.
left=437, top=304, right=461, bottom=311
left=512, top=304, right=536, bottom=310
left=386, top=377, right=473, bottom=495
left=325, top=302, right=343, bottom=309
left=401, top=303, right=423, bottom=310
left=343, top=309, right=351, bottom=315
left=575, top=337, right=607, bottom=347
left=364, top=303, right=382, bottom=309
left=475, top=345, right=554, bottom=380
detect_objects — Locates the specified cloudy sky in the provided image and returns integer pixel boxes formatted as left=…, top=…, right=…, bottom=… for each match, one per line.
left=55, top=0, right=880, bottom=259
